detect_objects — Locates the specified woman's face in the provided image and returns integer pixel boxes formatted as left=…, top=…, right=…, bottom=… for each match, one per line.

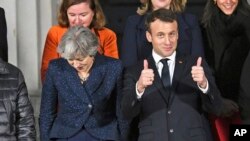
left=67, top=55, right=94, bottom=73
left=216, top=0, right=238, bottom=15
left=67, top=2, right=94, bottom=27
left=151, top=0, right=172, bottom=10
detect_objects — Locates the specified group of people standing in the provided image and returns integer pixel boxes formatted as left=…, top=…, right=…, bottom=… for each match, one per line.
left=0, top=0, right=250, bottom=141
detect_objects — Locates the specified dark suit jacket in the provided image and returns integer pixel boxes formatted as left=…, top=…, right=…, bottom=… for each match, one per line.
left=39, top=54, right=129, bottom=141
left=0, top=7, right=8, bottom=62
left=120, top=13, right=204, bottom=67
left=122, top=53, right=222, bottom=141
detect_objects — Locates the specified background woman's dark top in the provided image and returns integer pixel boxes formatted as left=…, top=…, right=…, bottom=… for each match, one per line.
left=202, top=3, right=250, bottom=122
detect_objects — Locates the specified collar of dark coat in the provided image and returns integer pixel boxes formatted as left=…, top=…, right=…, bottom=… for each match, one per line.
left=0, top=58, right=9, bottom=74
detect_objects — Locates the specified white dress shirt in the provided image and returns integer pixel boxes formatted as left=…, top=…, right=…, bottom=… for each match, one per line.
left=153, top=50, right=176, bottom=84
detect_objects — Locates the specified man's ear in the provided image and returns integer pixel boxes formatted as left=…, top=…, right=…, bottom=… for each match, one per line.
left=146, top=31, right=152, bottom=42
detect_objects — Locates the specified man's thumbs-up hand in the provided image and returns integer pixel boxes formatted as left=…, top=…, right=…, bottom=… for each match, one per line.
left=191, top=57, right=207, bottom=89
left=137, top=59, right=155, bottom=93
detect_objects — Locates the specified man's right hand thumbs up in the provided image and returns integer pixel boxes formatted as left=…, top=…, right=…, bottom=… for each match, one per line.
left=137, top=59, right=155, bottom=93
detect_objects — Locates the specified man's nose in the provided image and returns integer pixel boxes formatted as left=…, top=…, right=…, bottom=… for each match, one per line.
left=225, top=0, right=232, bottom=4
left=164, top=36, right=171, bottom=44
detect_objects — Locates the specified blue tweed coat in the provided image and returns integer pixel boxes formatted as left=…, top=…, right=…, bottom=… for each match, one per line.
left=39, top=54, right=129, bottom=141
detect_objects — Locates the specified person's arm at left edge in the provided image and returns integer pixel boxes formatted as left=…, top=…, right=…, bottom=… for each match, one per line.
left=16, top=70, right=36, bottom=140
left=116, top=62, right=129, bottom=141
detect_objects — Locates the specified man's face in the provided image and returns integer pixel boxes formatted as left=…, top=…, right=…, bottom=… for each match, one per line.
left=146, top=19, right=178, bottom=57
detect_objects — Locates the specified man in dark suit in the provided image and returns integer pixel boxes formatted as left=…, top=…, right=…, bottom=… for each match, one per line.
left=121, top=8, right=222, bottom=141
left=0, top=7, right=8, bottom=62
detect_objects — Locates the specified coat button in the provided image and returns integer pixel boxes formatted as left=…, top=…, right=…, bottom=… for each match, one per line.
left=170, top=129, right=174, bottom=133
left=168, top=110, right=171, bottom=114
left=132, top=101, right=136, bottom=106
left=211, top=95, right=214, bottom=100
left=88, top=104, right=92, bottom=108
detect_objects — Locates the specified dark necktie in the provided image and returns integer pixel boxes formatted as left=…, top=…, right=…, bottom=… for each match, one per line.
left=160, top=59, right=171, bottom=89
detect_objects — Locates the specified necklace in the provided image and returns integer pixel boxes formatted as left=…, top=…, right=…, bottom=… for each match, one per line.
left=79, top=73, right=89, bottom=82
left=77, top=57, right=94, bottom=83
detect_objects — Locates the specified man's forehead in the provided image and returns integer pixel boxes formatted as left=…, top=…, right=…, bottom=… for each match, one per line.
left=150, top=19, right=177, bottom=26
left=150, top=20, right=178, bottom=32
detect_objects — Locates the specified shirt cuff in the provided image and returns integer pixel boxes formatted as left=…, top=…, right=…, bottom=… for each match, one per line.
left=136, top=82, right=144, bottom=99
left=198, top=80, right=209, bottom=94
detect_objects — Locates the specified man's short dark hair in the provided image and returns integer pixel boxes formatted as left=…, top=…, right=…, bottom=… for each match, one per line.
left=145, top=8, right=177, bottom=32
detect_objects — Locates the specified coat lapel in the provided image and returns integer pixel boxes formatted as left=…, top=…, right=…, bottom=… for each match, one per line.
left=168, top=53, right=186, bottom=106
left=63, top=60, right=91, bottom=104
left=62, top=54, right=106, bottom=104
left=172, top=53, right=186, bottom=90
left=84, top=54, right=106, bottom=96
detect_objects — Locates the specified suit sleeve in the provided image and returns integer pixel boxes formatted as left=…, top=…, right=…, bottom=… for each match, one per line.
left=41, top=27, right=60, bottom=83
left=16, top=71, right=36, bottom=140
left=200, top=58, right=223, bottom=116
left=121, top=67, right=142, bottom=120
left=115, top=64, right=130, bottom=141
left=39, top=62, right=58, bottom=141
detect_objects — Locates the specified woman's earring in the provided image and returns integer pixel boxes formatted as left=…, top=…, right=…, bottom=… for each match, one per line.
left=214, top=0, right=216, bottom=5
